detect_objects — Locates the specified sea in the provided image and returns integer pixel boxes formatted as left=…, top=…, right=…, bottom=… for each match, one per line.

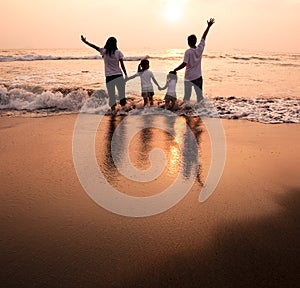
left=0, top=48, right=299, bottom=124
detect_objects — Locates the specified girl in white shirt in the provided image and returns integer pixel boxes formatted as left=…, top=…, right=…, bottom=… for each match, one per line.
left=127, top=60, right=160, bottom=107
left=160, top=71, right=178, bottom=110
left=81, top=35, right=128, bottom=110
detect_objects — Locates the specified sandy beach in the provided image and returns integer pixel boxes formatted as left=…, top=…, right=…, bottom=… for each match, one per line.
left=1, top=114, right=300, bottom=288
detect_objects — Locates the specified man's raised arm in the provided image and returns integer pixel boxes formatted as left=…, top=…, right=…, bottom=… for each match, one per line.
left=202, top=18, right=215, bottom=41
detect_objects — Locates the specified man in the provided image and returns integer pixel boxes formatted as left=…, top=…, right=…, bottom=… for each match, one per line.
left=173, top=18, right=215, bottom=102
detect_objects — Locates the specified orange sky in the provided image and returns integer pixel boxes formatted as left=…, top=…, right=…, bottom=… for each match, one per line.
left=1, top=0, right=300, bottom=52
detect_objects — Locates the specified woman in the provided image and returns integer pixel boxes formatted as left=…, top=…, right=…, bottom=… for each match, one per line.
left=81, top=35, right=127, bottom=109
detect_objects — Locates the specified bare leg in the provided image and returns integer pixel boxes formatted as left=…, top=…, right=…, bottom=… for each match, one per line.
left=170, top=100, right=176, bottom=110
left=143, top=97, right=148, bottom=107
left=165, top=100, right=170, bottom=109
left=149, top=96, right=154, bottom=106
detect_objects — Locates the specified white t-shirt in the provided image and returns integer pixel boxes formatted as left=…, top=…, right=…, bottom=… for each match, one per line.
left=99, top=48, right=124, bottom=77
left=132, top=70, right=155, bottom=92
left=183, top=38, right=205, bottom=81
left=166, top=78, right=177, bottom=97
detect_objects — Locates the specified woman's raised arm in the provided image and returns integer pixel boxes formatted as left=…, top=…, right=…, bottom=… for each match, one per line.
left=81, top=35, right=101, bottom=52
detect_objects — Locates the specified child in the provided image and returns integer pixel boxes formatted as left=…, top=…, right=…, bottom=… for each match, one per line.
left=159, top=71, right=177, bottom=110
left=126, top=59, right=160, bottom=107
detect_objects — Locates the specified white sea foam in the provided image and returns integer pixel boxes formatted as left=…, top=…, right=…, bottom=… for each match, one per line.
left=0, top=85, right=299, bottom=123
left=210, top=97, right=299, bottom=124
left=0, top=85, right=89, bottom=111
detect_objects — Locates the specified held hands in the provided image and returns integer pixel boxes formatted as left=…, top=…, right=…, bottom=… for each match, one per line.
left=207, top=18, right=215, bottom=27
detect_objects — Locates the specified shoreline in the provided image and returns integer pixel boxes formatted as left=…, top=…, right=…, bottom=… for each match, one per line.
left=1, top=98, right=299, bottom=124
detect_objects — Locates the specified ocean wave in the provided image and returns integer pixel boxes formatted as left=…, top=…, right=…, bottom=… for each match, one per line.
left=0, top=85, right=299, bottom=124
left=148, top=56, right=183, bottom=61
left=124, top=55, right=150, bottom=61
left=212, top=96, right=299, bottom=124
left=2, top=52, right=298, bottom=66
left=230, top=56, right=281, bottom=61
left=0, top=54, right=100, bottom=62
left=150, top=54, right=287, bottom=63
left=0, top=54, right=149, bottom=62
left=0, top=85, right=90, bottom=111
left=277, top=63, right=300, bottom=67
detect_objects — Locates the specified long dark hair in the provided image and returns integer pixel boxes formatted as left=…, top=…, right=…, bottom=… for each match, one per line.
left=138, top=59, right=149, bottom=72
left=104, top=37, right=118, bottom=56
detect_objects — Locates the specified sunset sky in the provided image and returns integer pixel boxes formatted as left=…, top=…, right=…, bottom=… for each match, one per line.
left=1, top=0, right=300, bottom=52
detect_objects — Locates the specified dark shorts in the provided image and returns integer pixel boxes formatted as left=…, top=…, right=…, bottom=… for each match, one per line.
left=141, top=91, right=154, bottom=98
left=105, top=74, right=123, bottom=83
left=164, top=94, right=177, bottom=102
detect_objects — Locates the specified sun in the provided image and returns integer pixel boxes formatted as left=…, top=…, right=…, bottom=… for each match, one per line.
left=165, top=7, right=181, bottom=22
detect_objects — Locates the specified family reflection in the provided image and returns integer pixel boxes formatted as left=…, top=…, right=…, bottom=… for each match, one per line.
left=96, top=114, right=203, bottom=192
left=98, top=116, right=125, bottom=182
left=137, top=116, right=154, bottom=169
left=164, top=115, right=203, bottom=185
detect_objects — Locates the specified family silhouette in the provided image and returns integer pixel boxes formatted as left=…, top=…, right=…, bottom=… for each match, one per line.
left=81, top=18, right=215, bottom=110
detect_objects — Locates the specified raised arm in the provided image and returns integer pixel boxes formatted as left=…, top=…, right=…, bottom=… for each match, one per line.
left=81, top=35, right=101, bottom=52
left=201, top=18, right=215, bottom=41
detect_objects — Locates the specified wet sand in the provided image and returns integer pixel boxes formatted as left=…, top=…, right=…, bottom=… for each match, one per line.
left=1, top=114, right=300, bottom=288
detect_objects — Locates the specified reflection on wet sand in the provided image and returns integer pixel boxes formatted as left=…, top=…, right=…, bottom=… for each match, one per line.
left=96, top=114, right=204, bottom=196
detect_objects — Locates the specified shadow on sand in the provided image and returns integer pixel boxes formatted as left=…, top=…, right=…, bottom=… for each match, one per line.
left=123, top=188, right=300, bottom=288
left=1, top=187, right=299, bottom=287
